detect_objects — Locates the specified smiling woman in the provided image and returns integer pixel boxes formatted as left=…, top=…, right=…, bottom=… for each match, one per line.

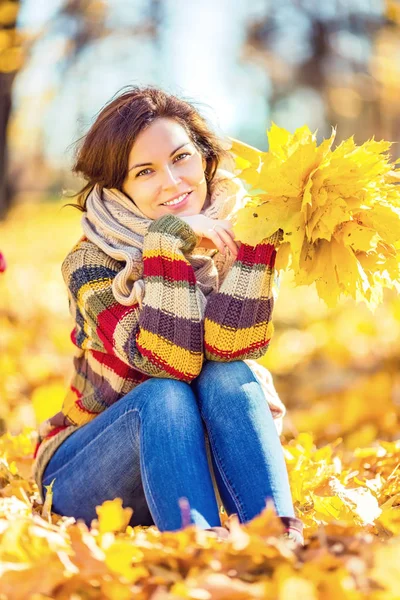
left=32, top=85, right=303, bottom=546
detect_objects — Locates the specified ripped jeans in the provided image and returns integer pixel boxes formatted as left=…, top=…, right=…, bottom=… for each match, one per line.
left=42, top=360, right=295, bottom=530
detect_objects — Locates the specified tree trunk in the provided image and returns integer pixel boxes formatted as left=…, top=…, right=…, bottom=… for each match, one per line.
left=0, top=72, right=13, bottom=220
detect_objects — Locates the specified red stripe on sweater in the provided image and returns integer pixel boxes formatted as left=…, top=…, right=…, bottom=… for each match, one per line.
left=70, top=385, right=82, bottom=399
left=33, top=425, right=69, bottom=459
left=144, top=255, right=196, bottom=283
left=237, top=242, right=277, bottom=268
left=33, top=440, right=41, bottom=459
left=204, top=337, right=270, bottom=359
left=96, top=303, right=139, bottom=355
left=46, top=425, right=69, bottom=438
left=90, top=349, right=140, bottom=380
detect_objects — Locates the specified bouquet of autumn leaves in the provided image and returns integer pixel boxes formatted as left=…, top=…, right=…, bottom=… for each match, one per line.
left=229, top=125, right=400, bottom=309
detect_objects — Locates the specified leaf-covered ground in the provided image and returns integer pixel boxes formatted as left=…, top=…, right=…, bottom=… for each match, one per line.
left=1, top=201, right=400, bottom=599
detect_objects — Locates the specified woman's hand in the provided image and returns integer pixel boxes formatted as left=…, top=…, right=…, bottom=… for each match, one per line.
left=179, top=214, right=241, bottom=257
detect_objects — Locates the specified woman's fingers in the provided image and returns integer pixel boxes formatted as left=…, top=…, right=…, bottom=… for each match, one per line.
left=216, top=227, right=239, bottom=256
left=208, top=225, right=238, bottom=256
left=216, top=221, right=240, bottom=254
left=191, top=217, right=241, bottom=255
left=207, top=228, right=226, bottom=255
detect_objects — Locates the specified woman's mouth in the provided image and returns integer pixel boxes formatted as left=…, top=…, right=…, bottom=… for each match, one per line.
left=161, top=191, right=192, bottom=209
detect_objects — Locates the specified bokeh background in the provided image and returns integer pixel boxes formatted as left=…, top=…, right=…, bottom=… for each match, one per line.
left=1, top=0, right=400, bottom=450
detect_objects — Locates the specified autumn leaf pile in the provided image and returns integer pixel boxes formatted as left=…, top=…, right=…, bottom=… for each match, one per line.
left=230, top=125, right=400, bottom=309
left=1, top=201, right=400, bottom=598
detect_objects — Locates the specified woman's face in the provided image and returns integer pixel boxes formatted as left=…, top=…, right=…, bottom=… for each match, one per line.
left=122, top=117, right=210, bottom=220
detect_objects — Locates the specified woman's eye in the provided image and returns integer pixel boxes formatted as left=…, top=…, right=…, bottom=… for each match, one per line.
left=174, top=152, right=190, bottom=161
left=136, top=154, right=190, bottom=177
left=136, top=168, right=152, bottom=177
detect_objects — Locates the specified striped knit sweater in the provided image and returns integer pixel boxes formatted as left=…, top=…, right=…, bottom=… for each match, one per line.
left=32, top=214, right=282, bottom=502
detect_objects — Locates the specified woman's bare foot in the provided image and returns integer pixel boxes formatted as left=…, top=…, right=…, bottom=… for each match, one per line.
left=204, top=525, right=231, bottom=540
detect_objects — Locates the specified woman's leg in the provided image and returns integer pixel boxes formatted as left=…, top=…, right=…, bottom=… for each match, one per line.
left=42, top=378, right=222, bottom=531
left=190, top=360, right=296, bottom=523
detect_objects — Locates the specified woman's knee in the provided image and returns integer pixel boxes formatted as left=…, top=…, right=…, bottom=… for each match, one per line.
left=122, top=377, right=200, bottom=424
left=195, top=360, right=254, bottom=394
left=193, top=360, right=257, bottom=415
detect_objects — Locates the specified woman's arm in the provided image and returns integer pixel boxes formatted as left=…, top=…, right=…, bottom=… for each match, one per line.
left=62, top=214, right=205, bottom=382
left=204, top=229, right=282, bottom=361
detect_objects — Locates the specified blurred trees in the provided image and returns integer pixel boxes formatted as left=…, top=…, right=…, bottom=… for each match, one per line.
left=2, top=0, right=400, bottom=209
left=53, top=0, right=107, bottom=72
left=5, top=0, right=162, bottom=210
left=0, top=0, right=23, bottom=219
left=243, top=0, right=400, bottom=153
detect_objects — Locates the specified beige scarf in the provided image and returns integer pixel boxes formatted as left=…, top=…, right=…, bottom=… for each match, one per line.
left=81, top=167, right=249, bottom=309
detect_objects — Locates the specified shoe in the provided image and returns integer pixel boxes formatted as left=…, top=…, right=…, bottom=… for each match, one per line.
left=279, top=516, right=304, bottom=546
left=204, top=517, right=304, bottom=545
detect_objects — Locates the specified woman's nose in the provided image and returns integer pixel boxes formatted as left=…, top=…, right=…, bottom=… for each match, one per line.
left=162, top=165, right=181, bottom=187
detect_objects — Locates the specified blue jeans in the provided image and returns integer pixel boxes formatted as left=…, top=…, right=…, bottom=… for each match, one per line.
left=42, top=360, right=295, bottom=531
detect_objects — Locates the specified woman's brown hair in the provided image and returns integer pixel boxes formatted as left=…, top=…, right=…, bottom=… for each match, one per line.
left=67, top=85, right=230, bottom=211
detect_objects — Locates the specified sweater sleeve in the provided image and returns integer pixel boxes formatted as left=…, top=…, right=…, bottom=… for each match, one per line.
left=204, top=229, right=282, bottom=362
left=61, top=214, right=205, bottom=382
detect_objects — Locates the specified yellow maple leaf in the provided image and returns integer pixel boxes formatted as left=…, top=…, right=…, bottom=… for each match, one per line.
left=95, top=498, right=133, bottom=534
left=227, top=137, right=265, bottom=188
left=336, top=221, right=380, bottom=253
left=103, top=539, right=148, bottom=583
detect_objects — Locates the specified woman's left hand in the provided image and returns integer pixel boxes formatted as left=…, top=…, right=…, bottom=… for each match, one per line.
left=197, top=236, right=242, bottom=253
left=179, top=215, right=241, bottom=256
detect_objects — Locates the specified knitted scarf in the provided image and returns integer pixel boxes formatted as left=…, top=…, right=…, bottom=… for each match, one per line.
left=81, top=168, right=249, bottom=309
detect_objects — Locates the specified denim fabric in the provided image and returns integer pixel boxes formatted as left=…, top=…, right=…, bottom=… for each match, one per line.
left=42, top=360, right=295, bottom=531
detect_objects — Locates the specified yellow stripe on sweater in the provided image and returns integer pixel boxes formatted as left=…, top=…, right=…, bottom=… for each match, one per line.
left=62, top=389, right=99, bottom=427
left=77, top=278, right=113, bottom=308
left=75, top=279, right=113, bottom=349
left=137, top=328, right=203, bottom=376
left=144, top=248, right=190, bottom=262
left=204, top=318, right=274, bottom=352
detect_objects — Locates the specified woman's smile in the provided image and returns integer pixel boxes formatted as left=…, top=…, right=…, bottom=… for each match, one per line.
left=161, top=191, right=192, bottom=208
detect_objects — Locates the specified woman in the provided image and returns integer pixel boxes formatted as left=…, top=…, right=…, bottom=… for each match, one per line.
left=32, top=85, right=303, bottom=545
